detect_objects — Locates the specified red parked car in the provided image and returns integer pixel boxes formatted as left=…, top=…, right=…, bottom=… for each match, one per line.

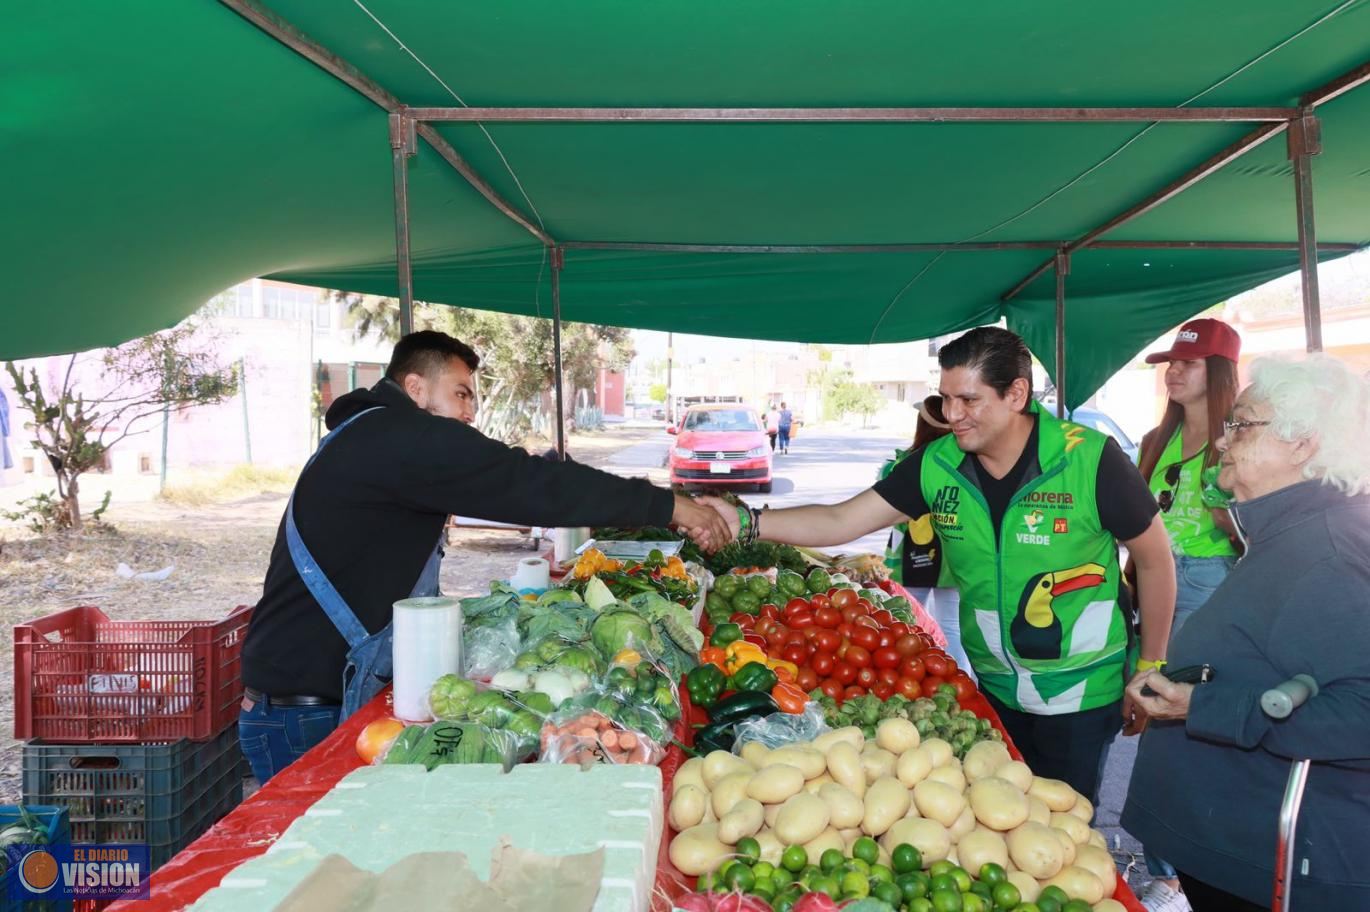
left=668, top=405, right=773, bottom=493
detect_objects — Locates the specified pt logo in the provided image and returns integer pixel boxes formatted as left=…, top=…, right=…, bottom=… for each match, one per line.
left=1053, top=518, right=1069, bottom=534
left=1016, top=509, right=1050, bottom=546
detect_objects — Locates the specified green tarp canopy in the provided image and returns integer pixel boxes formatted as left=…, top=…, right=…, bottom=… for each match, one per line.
left=5, top=2, right=1369, bottom=405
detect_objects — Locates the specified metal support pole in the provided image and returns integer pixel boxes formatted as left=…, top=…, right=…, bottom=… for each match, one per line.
left=551, top=247, right=567, bottom=460
left=389, top=112, right=417, bottom=337
left=666, top=332, right=674, bottom=425
left=1289, top=111, right=1324, bottom=352
left=239, top=358, right=252, bottom=464
left=1054, top=251, right=1069, bottom=419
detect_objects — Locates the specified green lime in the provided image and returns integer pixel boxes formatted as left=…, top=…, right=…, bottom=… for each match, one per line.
left=810, top=874, right=841, bottom=899
left=869, top=862, right=894, bottom=884
left=1061, top=902, right=1093, bottom=912
left=781, top=846, right=807, bottom=873
left=751, top=861, right=775, bottom=880
left=1036, top=899, right=1062, bottom=912
left=892, top=843, right=923, bottom=874
left=970, top=881, right=993, bottom=900
left=897, top=871, right=931, bottom=901
left=1012, top=905, right=1042, bottom=912
left=929, top=873, right=956, bottom=893
left=991, top=881, right=1021, bottom=910
left=844, top=858, right=871, bottom=877
left=852, top=836, right=880, bottom=865
left=749, top=877, right=776, bottom=902
left=735, top=837, right=761, bottom=864
left=961, top=893, right=987, bottom=912
left=873, top=880, right=904, bottom=906
left=909, top=900, right=936, bottom=912
left=801, top=864, right=821, bottom=883
left=929, top=860, right=957, bottom=878
left=770, top=867, right=794, bottom=889
left=930, top=887, right=964, bottom=912
left=718, top=860, right=738, bottom=881
left=773, top=894, right=796, bottom=912
left=820, top=848, right=846, bottom=873
left=840, top=870, right=871, bottom=899
left=695, top=873, right=713, bottom=892
left=951, top=868, right=973, bottom=893
left=1039, top=887, right=1070, bottom=907
left=978, top=863, right=1007, bottom=886
left=723, top=863, right=755, bottom=892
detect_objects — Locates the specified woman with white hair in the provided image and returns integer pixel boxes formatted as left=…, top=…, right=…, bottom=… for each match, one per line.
left=1121, top=353, right=1370, bottom=910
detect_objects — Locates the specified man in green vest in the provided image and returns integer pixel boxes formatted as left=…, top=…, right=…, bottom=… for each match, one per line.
left=708, top=327, right=1175, bottom=803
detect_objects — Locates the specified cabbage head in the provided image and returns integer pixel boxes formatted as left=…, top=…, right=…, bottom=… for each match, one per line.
left=590, top=609, right=654, bottom=661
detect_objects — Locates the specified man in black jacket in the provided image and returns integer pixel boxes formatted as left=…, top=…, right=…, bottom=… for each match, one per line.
left=239, top=331, right=726, bottom=782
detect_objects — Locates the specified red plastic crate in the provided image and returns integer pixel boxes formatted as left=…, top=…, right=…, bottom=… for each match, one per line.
left=14, top=606, right=252, bottom=743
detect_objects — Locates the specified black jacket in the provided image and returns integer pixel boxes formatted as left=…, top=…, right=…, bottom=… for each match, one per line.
left=242, top=380, right=675, bottom=700
left=1122, top=480, right=1370, bottom=907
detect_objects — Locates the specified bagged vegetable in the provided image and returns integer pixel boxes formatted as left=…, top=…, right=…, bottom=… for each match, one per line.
left=381, top=720, right=524, bottom=770
left=731, top=701, right=829, bottom=751
left=426, top=674, right=555, bottom=760
left=462, top=614, right=520, bottom=680
left=537, top=710, right=665, bottom=766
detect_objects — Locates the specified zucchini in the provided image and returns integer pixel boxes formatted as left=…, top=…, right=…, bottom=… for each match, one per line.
left=708, top=691, right=780, bottom=726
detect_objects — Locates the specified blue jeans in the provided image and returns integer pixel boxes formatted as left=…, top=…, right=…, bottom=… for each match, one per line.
left=238, top=697, right=341, bottom=785
left=1145, top=553, right=1236, bottom=879
left=778, top=426, right=791, bottom=450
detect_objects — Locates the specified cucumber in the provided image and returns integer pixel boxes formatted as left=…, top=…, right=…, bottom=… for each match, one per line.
left=383, top=725, right=429, bottom=765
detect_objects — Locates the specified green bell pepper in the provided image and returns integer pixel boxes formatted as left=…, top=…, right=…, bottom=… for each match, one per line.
left=730, top=662, right=779, bottom=694
left=710, top=622, right=744, bottom=648
left=686, top=664, right=726, bottom=710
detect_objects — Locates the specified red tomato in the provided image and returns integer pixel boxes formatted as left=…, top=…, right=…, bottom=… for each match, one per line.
left=759, top=603, right=781, bottom=621
left=878, top=667, right=900, bottom=687
left=895, top=676, right=921, bottom=699
left=797, top=666, right=820, bottom=692
left=743, top=632, right=766, bottom=648
left=814, top=630, right=841, bottom=654
left=845, top=645, right=871, bottom=669
left=843, top=685, right=867, bottom=701
left=803, top=627, right=822, bottom=642
left=920, top=675, right=946, bottom=698
left=872, top=682, right=895, bottom=701
left=949, top=673, right=975, bottom=701
left=764, top=629, right=788, bottom=651
left=833, top=661, right=857, bottom=685
left=873, top=647, right=902, bottom=670
left=729, top=613, right=756, bottom=629
left=754, top=618, right=776, bottom=636
left=820, top=678, right=843, bottom=699
left=900, top=656, right=926, bottom=681
left=854, top=616, right=881, bottom=632
left=809, top=593, right=832, bottom=612
left=836, top=622, right=856, bottom=640
left=811, top=653, right=835, bottom=676
left=923, top=653, right=951, bottom=678
left=896, top=634, right=927, bottom=657
left=855, top=599, right=874, bottom=614
left=832, top=589, right=858, bottom=610
left=877, top=630, right=893, bottom=650
left=873, top=610, right=896, bottom=627
left=857, top=666, right=877, bottom=688
left=782, top=643, right=808, bottom=664
left=888, top=621, right=911, bottom=639
left=784, top=597, right=812, bottom=617
left=815, top=606, right=843, bottom=629
left=789, top=610, right=816, bottom=629
left=850, top=627, right=880, bottom=651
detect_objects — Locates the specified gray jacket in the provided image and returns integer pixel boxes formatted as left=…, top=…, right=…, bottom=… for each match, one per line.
left=1122, top=480, right=1370, bottom=907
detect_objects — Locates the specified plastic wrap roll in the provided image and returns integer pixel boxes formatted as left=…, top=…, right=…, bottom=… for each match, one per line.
left=392, top=597, right=464, bottom=721
left=511, top=557, right=550, bottom=592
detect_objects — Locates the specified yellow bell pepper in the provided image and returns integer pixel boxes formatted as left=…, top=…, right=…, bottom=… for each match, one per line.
left=765, top=658, right=799, bottom=680
left=723, top=641, right=767, bottom=674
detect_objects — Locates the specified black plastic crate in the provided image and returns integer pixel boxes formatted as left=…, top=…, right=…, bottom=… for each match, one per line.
left=0, top=805, right=72, bottom=912
left=22, top=726, right=245, bottom=872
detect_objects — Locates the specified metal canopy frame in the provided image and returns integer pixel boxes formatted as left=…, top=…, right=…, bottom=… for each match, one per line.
left=222, top=0, right=1370, bottom=438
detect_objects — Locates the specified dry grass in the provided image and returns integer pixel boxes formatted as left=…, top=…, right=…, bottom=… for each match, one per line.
left=158, top=464, right=298, bottom=507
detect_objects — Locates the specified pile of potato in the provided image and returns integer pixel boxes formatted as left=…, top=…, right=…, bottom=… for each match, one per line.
left=668, top=719, right=1121, bottom=908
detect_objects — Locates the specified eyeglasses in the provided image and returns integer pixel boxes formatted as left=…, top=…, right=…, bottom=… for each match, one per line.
left=1223, top=417, right=1272, bottom=436
left=1158, top=462, right=1182, bottom=513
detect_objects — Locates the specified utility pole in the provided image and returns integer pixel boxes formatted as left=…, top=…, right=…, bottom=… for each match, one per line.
left=666, top=332, right=674, bottom=424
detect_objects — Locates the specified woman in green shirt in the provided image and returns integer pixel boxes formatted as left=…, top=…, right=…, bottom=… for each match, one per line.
left=1132, top=318, right=1241, bottom=912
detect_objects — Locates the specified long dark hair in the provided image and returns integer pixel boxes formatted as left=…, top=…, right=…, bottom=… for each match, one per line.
left=1137, top=355, right=1239, bottom=482
left=912, top=395, right=953, bottom=451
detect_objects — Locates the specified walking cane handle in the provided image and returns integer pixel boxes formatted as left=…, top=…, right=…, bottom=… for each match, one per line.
left=1261, top=674, right=1319, bottom=720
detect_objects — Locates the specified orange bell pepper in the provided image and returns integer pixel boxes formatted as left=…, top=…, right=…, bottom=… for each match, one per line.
left=698, top=646, right=727, bottom=672
left=765, top=658, right=799, bottom=683
left=772, top=681, right=809, bottom=714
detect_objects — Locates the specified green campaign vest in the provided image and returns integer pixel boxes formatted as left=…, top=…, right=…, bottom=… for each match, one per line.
left=920, top=403, right=1130, bottom=715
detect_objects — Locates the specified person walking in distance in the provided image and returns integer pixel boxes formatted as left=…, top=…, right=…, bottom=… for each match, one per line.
left=778, top=402, right=794, bottom=455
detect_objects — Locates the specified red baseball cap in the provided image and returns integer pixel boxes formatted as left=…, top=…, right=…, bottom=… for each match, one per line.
left=1145, top=318, right=1241, bottom=364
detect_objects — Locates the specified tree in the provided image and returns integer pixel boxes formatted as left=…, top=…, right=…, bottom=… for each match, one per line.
left=648, top=383, right=668, bottom=404
left=339, top=293, right=634, bottom=442
left=5, top=322, right=238, bottom=531
left=810, top=367, right=883, bottom=425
